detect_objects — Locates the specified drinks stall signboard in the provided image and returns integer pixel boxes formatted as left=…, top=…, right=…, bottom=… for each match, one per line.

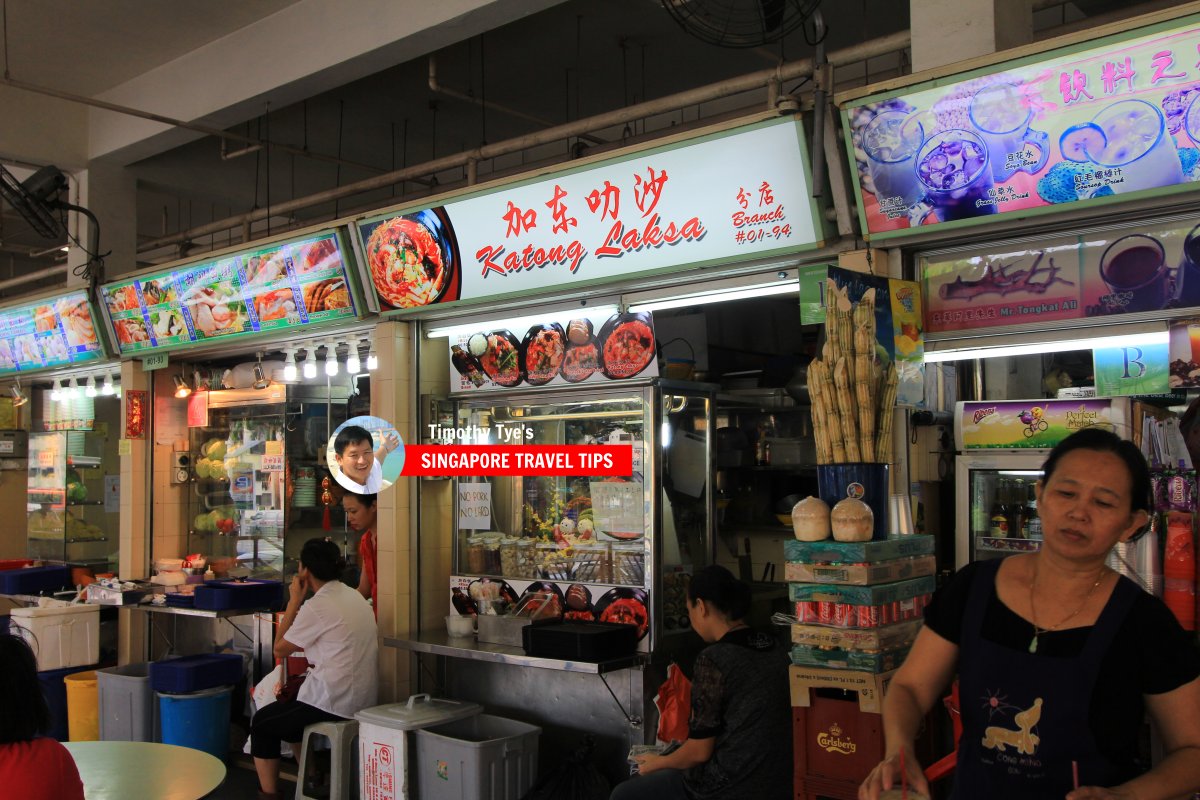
left=100, top=229, right=358, bottom=355
left=842, top=12, right=1200, bottom=240
left=921, top=216, right=1200, bottom=333
left=956, top=398, right=1123, bottom=449
left=354, top=117, right=822, bottom=312
left=0, top=289, right=106, bottom=376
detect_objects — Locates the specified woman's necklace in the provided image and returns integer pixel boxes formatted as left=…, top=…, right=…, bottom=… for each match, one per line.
left=1027, top=558, right=1107, bottom=654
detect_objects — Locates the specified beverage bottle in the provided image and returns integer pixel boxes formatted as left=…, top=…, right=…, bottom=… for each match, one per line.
left=989, top=478, right=1009, bottom=538
left=1008, top=479, right=1026, bottom=539
left=1022, top=483, right=1041, bottom=539
left=1162, top=510, right=1195, bottom=630
left=971, top=476, right=989, bottom=538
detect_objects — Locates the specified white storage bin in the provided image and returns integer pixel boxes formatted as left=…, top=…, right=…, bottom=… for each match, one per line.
left=10, top=604, right=100, bottom=671
left=356, top=693, right=482, bottom=800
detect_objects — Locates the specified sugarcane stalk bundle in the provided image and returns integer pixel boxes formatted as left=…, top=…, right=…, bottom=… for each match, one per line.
left=808, top=284, right=899, bottom=464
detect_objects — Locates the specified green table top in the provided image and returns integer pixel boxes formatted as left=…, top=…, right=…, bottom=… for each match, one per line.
left=63, top=741, right=226, bottom=800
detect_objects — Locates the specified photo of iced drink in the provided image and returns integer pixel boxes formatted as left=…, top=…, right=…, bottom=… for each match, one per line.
left=968, top=82, right=1048, bottom=182
left=915, top=129, right=996, bottom=222
left=1098, top=233, right=1168, bottom=313
left=862, top=110, right=926, bottom=208
left=1060, top=100, right=1183, bottom=194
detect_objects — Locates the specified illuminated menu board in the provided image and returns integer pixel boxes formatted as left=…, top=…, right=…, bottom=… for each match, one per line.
left=0, top=290, right=106, bottom=376
left=101, top=230, right=357, bottom=354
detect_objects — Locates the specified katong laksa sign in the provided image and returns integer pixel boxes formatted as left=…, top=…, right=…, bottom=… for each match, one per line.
left=354, top=117, right=823, bottom=312
left=842, top=12, right=1200, bottom=240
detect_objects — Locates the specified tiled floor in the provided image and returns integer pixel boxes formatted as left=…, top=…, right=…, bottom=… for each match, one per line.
left=207, top=755, right=297, bottom=799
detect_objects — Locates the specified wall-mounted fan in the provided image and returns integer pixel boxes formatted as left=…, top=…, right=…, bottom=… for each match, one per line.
left=660, top=0, right=823, bottom=48
left=0, top=164, right=104, bottom=285
left=0, top=164, right=68, bottom=239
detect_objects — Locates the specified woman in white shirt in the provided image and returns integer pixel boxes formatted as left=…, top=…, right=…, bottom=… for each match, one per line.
left=251, top=538, right=378, bottom=799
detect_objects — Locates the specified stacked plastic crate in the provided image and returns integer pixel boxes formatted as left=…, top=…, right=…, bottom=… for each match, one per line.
left=784, top=534, right=936, bottom=800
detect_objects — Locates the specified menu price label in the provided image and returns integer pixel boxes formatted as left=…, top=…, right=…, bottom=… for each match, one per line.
left=843, top=13, right=1200, bottom=239
left=0, top=289, right=105, bottom=376
left=261, top=454, right=285, bottom=473
left=101, top=231, right=356, bottom=355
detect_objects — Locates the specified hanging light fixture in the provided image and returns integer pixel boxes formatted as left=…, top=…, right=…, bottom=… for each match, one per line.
left=252, top=352, right=271, bottom=390
left=50, top=379, right=62, bottom=402
left=101, top=373, right=115, bottom=396
left=10, top=379, right=28, bottom=408
left=282, top=347, right=298, bottom=381
left=84, top=375, right=98, bottom=398
left=64, top=377, right=79, bottom=402
left=324, top=340, right=340, bottom=377
left=173, top=374, right=192, bottom=399
left=302, top=344, right=318, bottom=379
left=366, top=342, right=378, bottom=371
left=345, top=340, right=361, bottom=374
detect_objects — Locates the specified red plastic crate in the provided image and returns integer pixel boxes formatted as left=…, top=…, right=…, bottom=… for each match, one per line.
left=0, top=559, right=34, bottom=571
left=794, top=693, right=885, bottom=785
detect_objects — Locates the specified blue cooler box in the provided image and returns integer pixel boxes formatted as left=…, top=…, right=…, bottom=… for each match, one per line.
left=192, top=580, right=282, bottom=611
left=150, top=654, right=244, bottom=694
left=0, top=565, right=72, bottom=595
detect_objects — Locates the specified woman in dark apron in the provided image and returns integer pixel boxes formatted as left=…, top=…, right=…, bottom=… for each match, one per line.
left=859, top=428, right=1200, bottom=800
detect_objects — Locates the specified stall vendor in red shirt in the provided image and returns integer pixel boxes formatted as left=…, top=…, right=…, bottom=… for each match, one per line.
left=343, top=492, right=378, bottom=615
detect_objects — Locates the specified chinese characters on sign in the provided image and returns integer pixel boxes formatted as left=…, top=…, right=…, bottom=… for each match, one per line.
left=355, top=119, right=821, bottom=310
left=844, top=15, right=1200, bottom=238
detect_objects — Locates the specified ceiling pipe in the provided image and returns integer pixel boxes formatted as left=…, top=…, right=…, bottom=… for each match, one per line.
left=137, top=29, right=911, bottom=254
left=0, top=74, right=386, bottom=175
left=0, top=265, right=68, bottom=292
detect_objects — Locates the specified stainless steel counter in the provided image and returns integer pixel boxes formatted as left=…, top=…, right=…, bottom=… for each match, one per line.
left=127, top=603, right=273, bottom=619
left=384, top=632, right=643, bottom=674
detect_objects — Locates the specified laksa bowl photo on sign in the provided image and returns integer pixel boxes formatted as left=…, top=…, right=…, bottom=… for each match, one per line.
left=326, top=416, right=405, bottom=495
left=362, top=208, right=461, bottom=309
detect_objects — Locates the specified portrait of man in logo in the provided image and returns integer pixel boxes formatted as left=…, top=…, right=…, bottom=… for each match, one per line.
left=327, top=415, right=404, bottom=495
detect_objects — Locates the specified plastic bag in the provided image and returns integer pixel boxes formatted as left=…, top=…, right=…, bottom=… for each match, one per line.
left=654, top=662, right=692, bottom=745
left=519, top=736, right=609, bottom=800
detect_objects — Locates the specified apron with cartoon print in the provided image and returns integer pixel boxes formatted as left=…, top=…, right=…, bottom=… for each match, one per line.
left=951, top=558, right=1139, bottom=800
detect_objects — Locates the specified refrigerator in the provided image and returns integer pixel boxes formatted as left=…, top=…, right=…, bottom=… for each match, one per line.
left=953, top=398, right=1131, bottom=569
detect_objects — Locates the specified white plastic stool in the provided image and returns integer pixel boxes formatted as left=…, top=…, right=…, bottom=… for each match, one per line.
left=295, top=719, right=358, bottom=800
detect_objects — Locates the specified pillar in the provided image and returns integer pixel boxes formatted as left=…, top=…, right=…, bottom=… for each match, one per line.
left=65, top=159, right=138, bottom=289
left=117, top=361, right=151, bottom=665
left=370, top=320, right=416, bottom=702
left=910, top=0, right=1034, bottom=73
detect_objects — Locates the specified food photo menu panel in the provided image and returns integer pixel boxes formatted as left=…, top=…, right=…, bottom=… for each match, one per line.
left=0, top=290, right=105, bottom=375
left=101, top=230, right=357, bottom=354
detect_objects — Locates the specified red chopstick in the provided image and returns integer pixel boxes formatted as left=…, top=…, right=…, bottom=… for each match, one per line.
left=900, top=749, right=908, bottom=800
left=1072, top=760, right=1079, bottom=791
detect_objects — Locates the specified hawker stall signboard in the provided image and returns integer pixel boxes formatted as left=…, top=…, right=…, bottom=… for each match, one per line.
left=354, top=117, right=822, bottom=312
left=921, top=217, right=1200, bottom=334
left=0, top=290, right=105, bottom=376
left=447, top=308, right=659, bottom=393
left=958, top=399, right=1120, bottom=449
left=842, top=12, right=1200, bottom=240
left=100, top=229, right=358, bottom=355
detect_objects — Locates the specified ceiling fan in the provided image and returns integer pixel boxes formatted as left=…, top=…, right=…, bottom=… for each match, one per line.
left=660, top=0, right=823, bottom=48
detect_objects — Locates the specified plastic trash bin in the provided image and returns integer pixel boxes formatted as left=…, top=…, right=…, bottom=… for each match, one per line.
left=38, top=664, right=98, bottom=741
left=414, top=714, right=541, bottom=800
left=356, top=694, right=482, bottom=800
left=65, top=670, right=99, bottom=741
left=158, top=685, right=233, bottom=759
left=98, top=662, right=156, bottom=742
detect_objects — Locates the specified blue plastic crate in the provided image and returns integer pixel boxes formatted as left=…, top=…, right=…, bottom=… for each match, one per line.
left=192, top=580, right=283, bottom=611
left=0, top=565, right=71, bottom=596
left=149, top=653, right=244, bottom=694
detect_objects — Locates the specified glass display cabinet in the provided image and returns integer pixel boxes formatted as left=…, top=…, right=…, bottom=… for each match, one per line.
left=448, top=379, right=716, bottom=653
left=186, top=385, right=354, bottom=580
left=27, top=431, right=117, bottom=571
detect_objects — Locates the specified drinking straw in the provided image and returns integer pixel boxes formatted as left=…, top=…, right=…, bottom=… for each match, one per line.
left=900, top=749, right=908, bottom=799
left=1072, top=760, right=1079, bottom=791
